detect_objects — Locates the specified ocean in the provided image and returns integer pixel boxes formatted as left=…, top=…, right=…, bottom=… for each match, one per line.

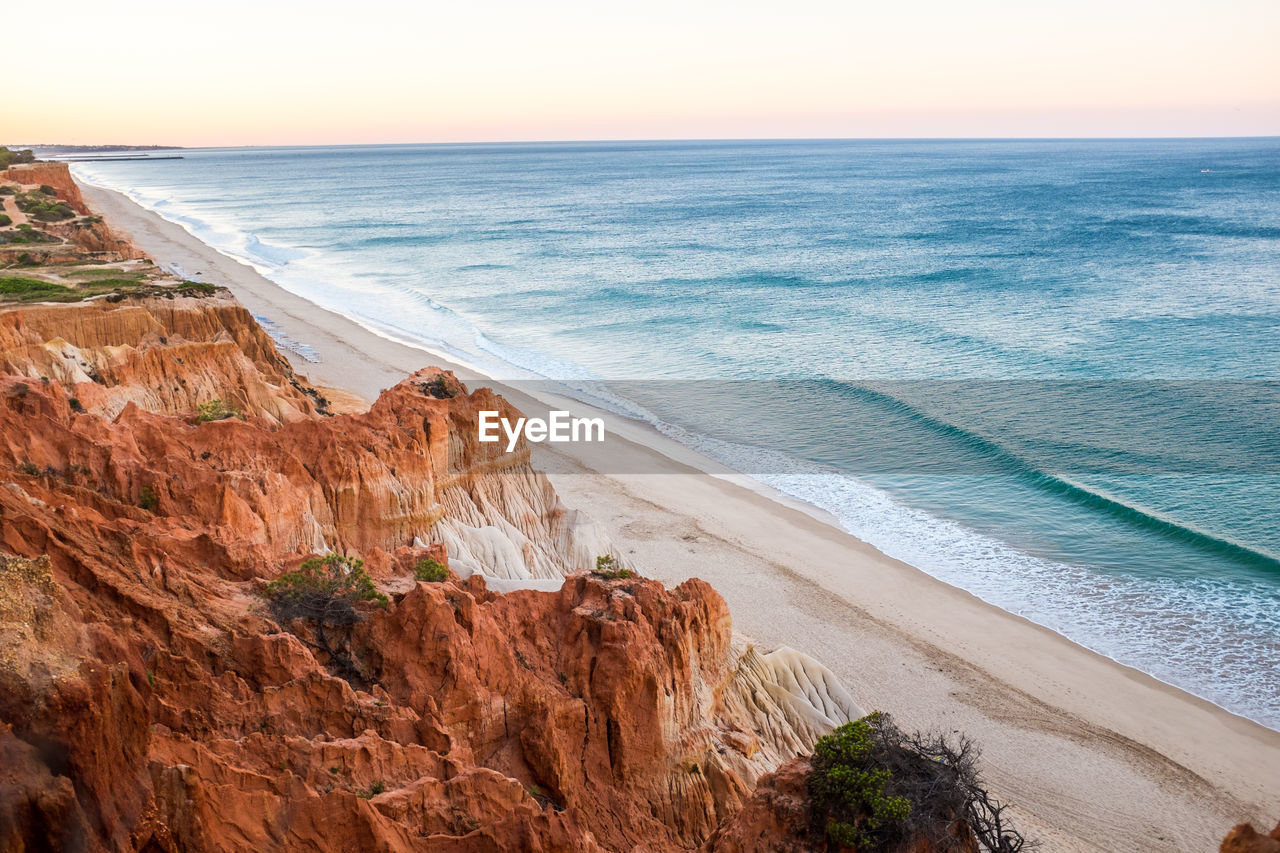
left=73, top=139, right=1280, bottom=728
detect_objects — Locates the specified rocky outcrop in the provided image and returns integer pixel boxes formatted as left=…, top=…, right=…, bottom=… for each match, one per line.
left=1, top=162, right=142, bottom=257
left=702, top=758, right=819, bottom=853
left=50, top=218, right=148, bottom=259
left=1, top=162, right=91, bottom=214
left=0, top=187, right=865, bottom=850
left=0, top=294, right=323, bottom=424
left=0, top=554, right=151, bottom=853
left=0, top=296, right=859, bottom=851
left=0, top=444, right=853, bottom=851
left=1222, top=822, right=1280, bottom=853
left=0, top=358, right=607, bottom=575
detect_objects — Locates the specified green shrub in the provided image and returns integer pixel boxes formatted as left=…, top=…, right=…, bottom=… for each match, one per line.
left=0, top=276, right=70, bottom=302
left=2, top=224, right=59, bottom=249
left=422, top=375, right=456, bottom=398
left=138, top=486, right=158, bottom=511
left=0, top=214, right=10, bottom=227
left=413, top=556, right=448, bottom=582
left=0, top=185, right=19, bottom=196
left=593, top=554, right=633, bottom=580
left=810, top=713, right=911, bottom=849
left=266, top=554, right=388, bottom=625
left=809, top=712, right=1031, bottom=852
left=0, top=148, right=35, bottom=169
left=15, top=190, right=75, bottom=222
left=69, top=268, right=147, bottom=280
left=359, top=779, right=386, bottom=799
left=196, top=398, right=239, bottom=422
left=38, top=185, right=56, bottom=196
left=179, top=280, right=218, bottom=296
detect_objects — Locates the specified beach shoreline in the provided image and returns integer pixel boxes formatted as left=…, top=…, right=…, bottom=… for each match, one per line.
left=77, top=176, right=1280, bottom=850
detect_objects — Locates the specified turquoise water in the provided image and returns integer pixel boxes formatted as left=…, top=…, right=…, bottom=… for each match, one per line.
left=75, top=139, right=1280, bottom=727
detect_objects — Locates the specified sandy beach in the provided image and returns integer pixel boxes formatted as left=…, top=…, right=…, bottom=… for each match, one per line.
left=79, top=178, right=1280, bottom=851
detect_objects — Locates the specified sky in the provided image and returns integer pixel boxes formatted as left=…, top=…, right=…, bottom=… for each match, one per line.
left=6, top=0, right=1279, bottom=146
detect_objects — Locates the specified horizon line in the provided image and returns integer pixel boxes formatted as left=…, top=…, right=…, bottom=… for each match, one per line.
left=13, top=134, right=1280, bottom=150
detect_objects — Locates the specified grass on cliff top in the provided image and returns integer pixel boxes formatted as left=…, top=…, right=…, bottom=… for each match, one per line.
left=67, top=267, right=148, bottom=281
left=0, top=275, right=222, bottom=304
left=0, top=276, right=134, bottom=303
left=0, top=277, right=78, bottom=302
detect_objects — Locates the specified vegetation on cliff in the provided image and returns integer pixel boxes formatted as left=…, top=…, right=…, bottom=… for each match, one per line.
left=809, top=712, right=1030, bottom=852
left=1, top=161, right=149, bottom=269
left=0, top=273, right=221, bottom=303
left=196, top=397, right=241, bottom=421
left=266, top=554, right=388, bottom=625
left=0, top=147, right=36, bottom=169
left=412, top=555, right=449, bottom=582
left=14, top=188, right=75, bottom=222
left=594, top=553, right=634, bottom=579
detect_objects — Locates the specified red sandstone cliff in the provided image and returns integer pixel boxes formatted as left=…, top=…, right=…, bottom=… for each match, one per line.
left=1, top=162, right=143, bottom=258
left=0, top=295, right=322, bottom=424
left=2, top=162, right=91, bottom=215
left=0, top=287, right=859, bottom=851
left=1222, top=822, right=1280, bottom=853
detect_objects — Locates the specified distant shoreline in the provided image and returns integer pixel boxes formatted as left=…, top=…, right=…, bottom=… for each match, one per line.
left=23, top=144, right=183, bottom=152
left=46, top=155, right=184, bottom=162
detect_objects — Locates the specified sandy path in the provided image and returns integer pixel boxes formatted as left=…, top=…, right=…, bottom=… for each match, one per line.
left=78, top=177, right=1279, bottom=851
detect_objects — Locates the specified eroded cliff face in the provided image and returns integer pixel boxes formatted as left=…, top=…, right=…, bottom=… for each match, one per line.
left=2, top=163, right=91, bottom=215
left=0, top=284, right=858, bottom=851
left=1222, top=822, right=1280, bottom=853
left=2, top=162, right=143, bottom=258
left=0, top=294, right=324, bottom=424
left=0, top=290, right=609, bottom=569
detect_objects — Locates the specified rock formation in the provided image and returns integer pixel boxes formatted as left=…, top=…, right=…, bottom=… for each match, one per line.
left=1222, top=822, right=1280, bottom=853
left=0, top=197, right=861, bottom=851
left=702, top=758, right=820, bottom=853
left=2, top=163, right=142, bottom=259
left=0, top=294, right=323, bottom=424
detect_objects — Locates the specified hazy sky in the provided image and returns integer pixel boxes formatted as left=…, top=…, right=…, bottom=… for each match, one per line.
left=8, top=0, right=1279, bottom=145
